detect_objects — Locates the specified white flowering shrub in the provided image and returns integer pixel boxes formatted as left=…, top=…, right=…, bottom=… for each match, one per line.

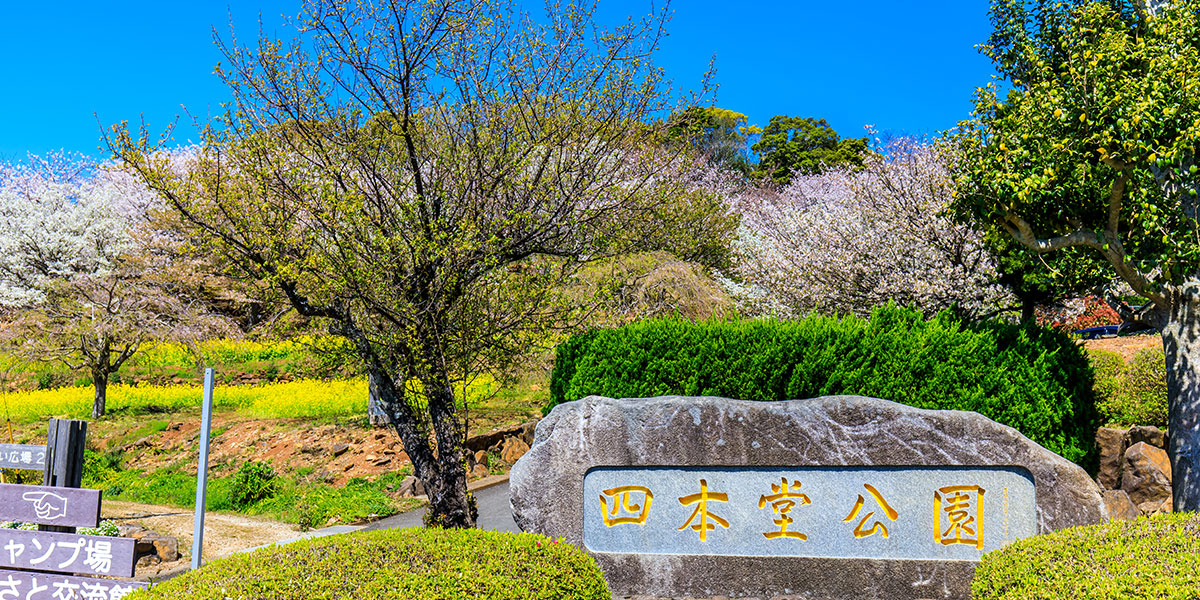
left=729, top=138, right=1012, bottom=319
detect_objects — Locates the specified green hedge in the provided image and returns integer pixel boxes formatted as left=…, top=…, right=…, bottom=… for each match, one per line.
left=548, top=305, right=1099, bottom=465
left=972, top=513, right=1200, bottom=599
left=1091, top=346, right=1168, bottom=427
left=125, top=528, right=609, bottom=600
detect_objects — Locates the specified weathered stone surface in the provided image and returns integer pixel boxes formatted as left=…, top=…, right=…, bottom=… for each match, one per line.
left=1102, top=489, right=1140, bottom=521
left=1128, top=425, right=1168, bottom=450
left=499, top=437, right=530, bottom=464
left=153, top=536, right=180, bottom=562
left=1095, top=427, right=1129, bottom=490
left=397, top=475, right=417, bottom=497
left=511, top=395, right=1107, bottom=600
left=1121, top=441, right=1173, bottom=508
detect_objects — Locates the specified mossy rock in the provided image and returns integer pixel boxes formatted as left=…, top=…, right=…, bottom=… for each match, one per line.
left=972, top=512, right=1200, bottom=599
left=126, top=528, right=610, bottom=600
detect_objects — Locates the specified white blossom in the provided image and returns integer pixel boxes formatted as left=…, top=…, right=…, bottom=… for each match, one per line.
left=729, top=138, right=1012, bottom=318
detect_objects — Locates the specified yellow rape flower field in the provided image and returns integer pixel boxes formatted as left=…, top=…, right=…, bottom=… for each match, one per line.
left=0, top=379, right=370, bottom=424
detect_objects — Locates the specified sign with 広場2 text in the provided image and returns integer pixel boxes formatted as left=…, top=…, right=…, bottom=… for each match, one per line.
left=0, top=445, right=47, bottom=471
left=583, top=466, right=1036, bottom=561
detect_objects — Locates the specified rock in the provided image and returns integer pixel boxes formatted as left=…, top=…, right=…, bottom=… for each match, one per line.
left=1128, top=425, right=1168, bottom=450
left=153, top=536, right=180, bottom=562
left=325, top=517, right=339, bottom=527
left=365, top=454, right=377, bottom=462
left=520, top=421, right=537, bottom=446
left=300, top=444, right=322, bottom=455
left=1102, top=489, right=1140, bottom=521
left=1121, top=441, right=1172, bottom=507
left=136, top=555, right=161, bottom=567
left=413, top=478, right=426, bottom=497
left=472, top=464, right=490, bottom=479
left=1137, top=498, right=1174, bottom=515
left=499, top=437, right=530, bottom=464
left=397, top=476, right=417, bottom=497
left=511, top=395, right=1108, bottom=600
left=117, top=524, right=146, bottom=538
left=331, top=444, right=350, bottom=457
left=466, top=422, right=534, bottom=453
left=474, top=450, right=487, bottom=465
left=1095, top=427, right=1129, bottom=490
left=373, top=457, right=391, bottom=466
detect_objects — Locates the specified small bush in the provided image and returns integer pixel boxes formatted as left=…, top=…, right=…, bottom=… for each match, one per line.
left=971, top=513, right=1200, bottom=599
left=1091, top=346, right=1168, bottom=428
left=231, top=461, right=277, bottom=508
left=124, top=528, right=610, bottom=600
left=549, top=305, right=1099, bottom=465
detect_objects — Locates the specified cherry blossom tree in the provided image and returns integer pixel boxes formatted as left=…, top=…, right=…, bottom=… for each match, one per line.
left=0, top=154, right=229, bottom=417
left=728, top=138, right=1012, bottom=319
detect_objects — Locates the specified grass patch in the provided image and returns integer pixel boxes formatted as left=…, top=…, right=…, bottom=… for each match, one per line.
left=82, top=451, right=416, bottom=527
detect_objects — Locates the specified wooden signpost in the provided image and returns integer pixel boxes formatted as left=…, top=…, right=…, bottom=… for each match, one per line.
left=0, top=420, right=147, bottom=598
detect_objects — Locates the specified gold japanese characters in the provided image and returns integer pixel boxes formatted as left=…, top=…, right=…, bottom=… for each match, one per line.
left=599, top=476, right=990, bottom=549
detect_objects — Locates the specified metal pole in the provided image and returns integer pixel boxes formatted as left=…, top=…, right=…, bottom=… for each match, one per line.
left=191, top=368, right=215, bottom=570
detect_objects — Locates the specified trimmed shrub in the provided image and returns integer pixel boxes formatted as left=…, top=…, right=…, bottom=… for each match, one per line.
left=124, top=528, right=610, bottom=600
left=548, top=305, right=1098, bottom=466
left=1091, top=346, right=1168, bottom=428
left=971, top=513, right=1200, bottom=599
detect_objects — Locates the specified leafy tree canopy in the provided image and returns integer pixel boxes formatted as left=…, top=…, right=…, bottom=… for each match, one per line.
left=952, top=0, right=1200, bottom=510
left=667, top=106, right=757, bottom=174
left=750, top=115, right=868, bottom=184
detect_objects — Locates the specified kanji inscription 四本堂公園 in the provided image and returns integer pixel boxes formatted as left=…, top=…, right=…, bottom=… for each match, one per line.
left=581, top=466, right=1036, bottom=560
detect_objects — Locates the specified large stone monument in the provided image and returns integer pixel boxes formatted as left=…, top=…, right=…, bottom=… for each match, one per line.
left=509, top=395, right=1108, bottom=600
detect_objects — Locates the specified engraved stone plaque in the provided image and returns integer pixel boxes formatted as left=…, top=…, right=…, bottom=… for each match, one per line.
left=511, top=395, right=1109, bottom=600
left=583, top=466, right=1036, bottom=560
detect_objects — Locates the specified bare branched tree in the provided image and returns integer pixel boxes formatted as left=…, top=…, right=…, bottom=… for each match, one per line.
left=114, top=0, right=722, bottom=527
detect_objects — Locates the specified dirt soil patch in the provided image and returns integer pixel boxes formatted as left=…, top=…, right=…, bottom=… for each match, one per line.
left=103, top=500, right=302, bottom=580
left=1083, top=333, right=1161, bottom=361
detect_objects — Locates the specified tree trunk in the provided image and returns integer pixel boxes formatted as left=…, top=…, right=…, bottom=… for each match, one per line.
left=91, top=370, right=108, bottom=419
left=1020, top=298, right=1036, bottom=324
left=1159, top=291, right=1200, bottom=512
left=423, top=378, right=475, bottom=528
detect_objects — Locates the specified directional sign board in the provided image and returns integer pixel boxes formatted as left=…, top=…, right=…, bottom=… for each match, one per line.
left=0, top=444, right=46, bottom=471
left=0, top=568, right=147, bottom=599
left=0, top=484, right=101, bottom=529
left=0, top=529, right=137, bottom=578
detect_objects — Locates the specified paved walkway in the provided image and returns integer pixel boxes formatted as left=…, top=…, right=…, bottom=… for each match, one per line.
left=148, top=475, right=517, bottom=582
left=361, top=476, right=517, bottom=532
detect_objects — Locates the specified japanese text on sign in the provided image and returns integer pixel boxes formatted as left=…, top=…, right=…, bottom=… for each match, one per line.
left=582, top=466, right=1036, bottom=561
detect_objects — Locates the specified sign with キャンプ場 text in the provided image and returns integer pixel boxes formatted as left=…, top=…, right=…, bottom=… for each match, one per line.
left=0, top=484, right=101, bottom=529
left=0, top=444, right=47, bottom=471
left=0, top=568, right=146, bottom=599
left=0, top=529, right=137, bottom=578
left=584, top=466, right=1036, bottom=560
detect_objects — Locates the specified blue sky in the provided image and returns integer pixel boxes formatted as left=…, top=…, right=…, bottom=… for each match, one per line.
left=0, top=1, right=997, bottom=162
